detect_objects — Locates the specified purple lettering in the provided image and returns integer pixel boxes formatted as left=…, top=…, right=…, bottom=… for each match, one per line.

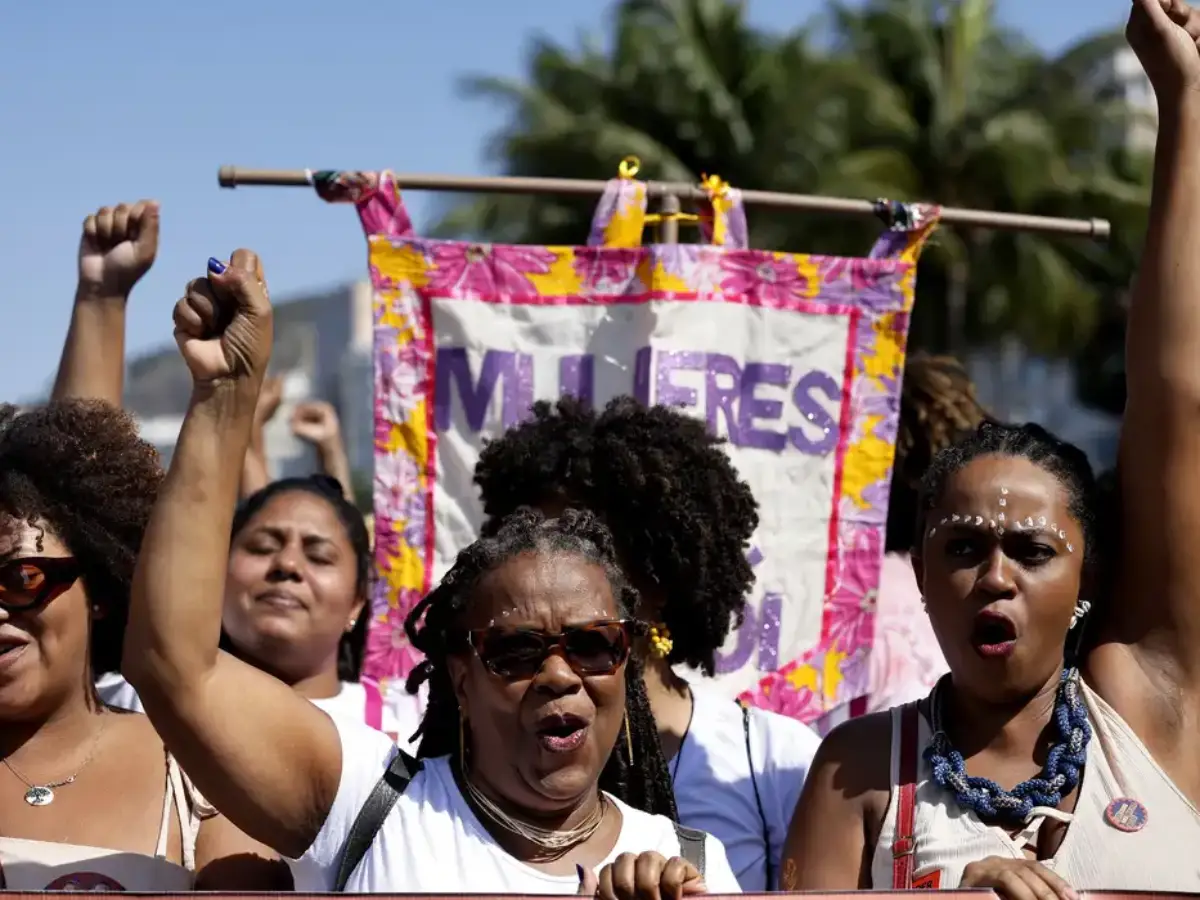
left=788, top=369, right=840, bottom=455
left=655, top=350, right=705, bottom=408
left=706, top=354, right=742, bottom=441
left=434, top=348, right=532, bottom=432
left=737, top=363, right=790, bottom=452
left=714, top=594, right=783, bottom=674
left=559, top=354, right=595, bottom=408
left=634, top=347, right=653, bottom=406
left=508, top=353, right=534, bottom=427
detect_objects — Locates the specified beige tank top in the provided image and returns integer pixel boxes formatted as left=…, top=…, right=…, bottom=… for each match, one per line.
left=0, top=753, right=214, bottom=891
left=871, top=680, right=1200, bottom=891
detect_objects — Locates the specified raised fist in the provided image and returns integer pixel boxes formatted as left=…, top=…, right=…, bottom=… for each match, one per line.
left=78, top=201, right=160, bottom=296
left=1128, top=0, right=1200, bottom=100
left=291, top=401, right=342, bottom=447
left=173, top=251, right=273, bottom=386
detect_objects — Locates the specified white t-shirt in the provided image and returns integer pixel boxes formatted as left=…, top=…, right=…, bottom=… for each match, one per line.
left=672, top=683, right=821, bottom=891
left=95, top=673, right=425, bottom=754
left=290, top=717, right=742, bottom=894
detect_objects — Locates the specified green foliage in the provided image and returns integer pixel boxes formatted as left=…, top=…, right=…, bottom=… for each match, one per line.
left=433, top=0, right=1151, bottom=408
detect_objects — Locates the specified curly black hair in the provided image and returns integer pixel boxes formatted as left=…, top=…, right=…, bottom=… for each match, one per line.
left=474, top=396, right=759, bottom=675
left=0, top=400, right=162, bottom=677
left=886, top=353, right=989, bottom=552
left=404, top=507, right=677, bottom=819
left=917, top=421, right=1100, bottom=567
left=226, top=475, right=371, bottom=682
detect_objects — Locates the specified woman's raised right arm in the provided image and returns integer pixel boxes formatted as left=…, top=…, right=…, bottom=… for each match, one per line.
left=124, top=251, right=342, bottom=858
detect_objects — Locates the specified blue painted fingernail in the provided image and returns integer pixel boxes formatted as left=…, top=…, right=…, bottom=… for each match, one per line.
left=576, top=864, right=584, bottom=881
left=207, top=257, right=226, bottom=274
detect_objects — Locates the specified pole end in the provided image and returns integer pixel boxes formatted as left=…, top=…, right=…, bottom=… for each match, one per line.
left=217, top=166, right=237, bottom=189
left=1092, top=218, right=1111, bottom=240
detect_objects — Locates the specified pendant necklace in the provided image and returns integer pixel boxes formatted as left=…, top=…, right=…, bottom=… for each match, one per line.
left=3, top=718, right=108, bottom=807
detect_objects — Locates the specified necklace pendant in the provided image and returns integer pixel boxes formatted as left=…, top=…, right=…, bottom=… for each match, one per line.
left=24, top=785, right=54, bottom=806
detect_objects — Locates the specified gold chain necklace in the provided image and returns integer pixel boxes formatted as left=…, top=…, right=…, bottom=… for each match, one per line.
left=461, top=767, right=607, bottom=860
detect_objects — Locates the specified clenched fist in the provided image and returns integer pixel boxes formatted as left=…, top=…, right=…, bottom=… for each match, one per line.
left=291, top=401, right=342, bottom=448
left=173, top=251, right=273, bottom=386
left=1128, top=0, right=1200, bottom=101
left=79, top=201, right=160, bottom=296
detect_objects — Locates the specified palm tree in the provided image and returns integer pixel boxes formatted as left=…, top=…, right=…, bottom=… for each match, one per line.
left=434, top=0, right=1148, bottom=361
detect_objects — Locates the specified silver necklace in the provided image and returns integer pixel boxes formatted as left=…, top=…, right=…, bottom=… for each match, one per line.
left=3, top=719, right=108, bottom=807
left=461, top=767, right=607, bottom=859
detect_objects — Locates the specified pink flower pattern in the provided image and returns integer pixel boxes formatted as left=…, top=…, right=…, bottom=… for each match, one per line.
left=719, top=252, right=809, bottom=305
left=825, top=524, right=882, bottom=654
left=340, top=169, right=937, bottom=720
left=427, top=243, right=556, bottom=296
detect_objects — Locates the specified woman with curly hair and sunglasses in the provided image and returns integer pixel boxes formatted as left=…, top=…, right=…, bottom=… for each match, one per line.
left=125, top=251, right=739, bottom=898
left=473, top=395, right=821, bottom=892
left=0, top=400, right=283, bottom=891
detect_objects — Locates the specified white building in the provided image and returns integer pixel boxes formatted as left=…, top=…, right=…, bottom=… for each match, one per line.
left=125, top=282, right=374, bottom=485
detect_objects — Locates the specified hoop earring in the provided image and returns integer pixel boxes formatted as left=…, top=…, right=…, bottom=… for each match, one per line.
left=624, top=715, right=634, bottom=765
left=648, top=623, right=673, bottom=658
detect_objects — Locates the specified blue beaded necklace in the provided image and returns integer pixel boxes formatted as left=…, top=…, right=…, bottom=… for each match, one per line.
left=925, top=668, right=1092, bottom=826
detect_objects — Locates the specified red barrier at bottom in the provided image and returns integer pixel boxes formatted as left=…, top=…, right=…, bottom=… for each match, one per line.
left=0, top=892, right=1194, bottom=898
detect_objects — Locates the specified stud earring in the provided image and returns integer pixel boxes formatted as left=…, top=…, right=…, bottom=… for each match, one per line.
left=648, top=624, right=673, bottom=658
left=1070, top=600, right=1092, bottom=630
left=624, top=715, right=634, bottom=765
left=345, top=619, right=358, bottom=633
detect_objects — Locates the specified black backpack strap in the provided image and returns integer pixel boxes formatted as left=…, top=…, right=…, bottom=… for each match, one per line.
left=741, top=702, right=773, bottom=888
left=333, top=751, right=421, bottom=891
left=674, top=823, right=707, bottom=877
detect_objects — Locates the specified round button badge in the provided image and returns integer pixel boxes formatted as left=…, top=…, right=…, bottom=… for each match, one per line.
left=1104, top=797, right=1148, bottom=833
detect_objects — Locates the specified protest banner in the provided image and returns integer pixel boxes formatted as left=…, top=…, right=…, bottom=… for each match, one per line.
left=314, top=169, right=938, bottom=724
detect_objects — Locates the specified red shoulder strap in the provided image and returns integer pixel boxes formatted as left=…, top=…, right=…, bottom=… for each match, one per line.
left=891, top=704, right=920, bottom=890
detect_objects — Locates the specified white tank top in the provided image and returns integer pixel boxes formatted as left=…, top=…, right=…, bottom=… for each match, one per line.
left=870, top=680, right=1200, bottom=891
left=0, top=753, right=213, bottom=891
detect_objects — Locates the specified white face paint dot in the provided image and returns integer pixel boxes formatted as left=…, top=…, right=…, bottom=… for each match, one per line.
left=1038, top=516, right=1047, bottom=527
left=1067, top=542, right=1075, bottom=553
left=1058, top=529, right=1066, bottom=539
left=998, top=512, right=1006, bottom=522
left=1025, top=517, right=1034, bottom=527
left=1000, top=487, right=1009, bottom=495
left=974, top=515, right=983, bottom=526
left=998, top=498, right=1007, bottom=507
left=952, top=514, right=961, bottom=523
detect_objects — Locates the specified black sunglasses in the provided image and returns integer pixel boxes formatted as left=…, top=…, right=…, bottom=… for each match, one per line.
left=0, top=557, right=83, bottom=613
left=463, top=619, right=636, bottom=680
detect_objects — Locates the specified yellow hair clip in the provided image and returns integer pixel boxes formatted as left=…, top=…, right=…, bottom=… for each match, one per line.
left=618, top=156, right=641, bottom=180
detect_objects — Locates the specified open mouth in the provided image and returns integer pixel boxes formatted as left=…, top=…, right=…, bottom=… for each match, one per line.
left=0, top=641, right=29, bottom=668
left=535, top=713, right=589, bottom=753
left=970, top=611, right=1017, bottom=658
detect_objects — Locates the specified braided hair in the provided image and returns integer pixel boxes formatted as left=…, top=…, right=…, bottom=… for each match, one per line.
left=917, top=421, right=1100, bottom=567
left=475, top=396, right=759, bottom=675
left=404, top=507, right=678, bottom=819
left=0, top=400, right=162, bottom=677
left=226, top=475, right=371, bottom=681
left=887, top=354, right=989, bottom=553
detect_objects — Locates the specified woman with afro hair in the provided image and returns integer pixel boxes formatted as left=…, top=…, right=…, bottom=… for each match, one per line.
left=0, top=400, right=283, bottom=890
left=474, top=395, right=821, bottom=891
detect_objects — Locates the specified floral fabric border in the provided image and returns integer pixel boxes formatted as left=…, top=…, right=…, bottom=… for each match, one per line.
left=316, top=170, right=938, bottom=723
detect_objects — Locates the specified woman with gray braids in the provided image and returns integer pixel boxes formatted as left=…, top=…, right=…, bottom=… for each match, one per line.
left=780, top=3, right=1200, bottom=894
left=124, top=252, right=739, bottom=898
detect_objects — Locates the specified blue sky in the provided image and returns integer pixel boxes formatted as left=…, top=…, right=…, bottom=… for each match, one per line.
left=2, top=0, right=1133, bottom=401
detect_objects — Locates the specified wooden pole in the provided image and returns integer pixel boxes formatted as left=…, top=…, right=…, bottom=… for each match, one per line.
left=217, top=166, right=1111, bottom=240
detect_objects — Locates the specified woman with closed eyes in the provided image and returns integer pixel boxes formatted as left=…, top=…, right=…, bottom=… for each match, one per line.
left=124, top=250, right=741, bottom=897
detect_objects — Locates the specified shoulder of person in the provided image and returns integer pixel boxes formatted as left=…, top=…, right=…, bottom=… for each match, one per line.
left=803, top=710, right=893, bottom=822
